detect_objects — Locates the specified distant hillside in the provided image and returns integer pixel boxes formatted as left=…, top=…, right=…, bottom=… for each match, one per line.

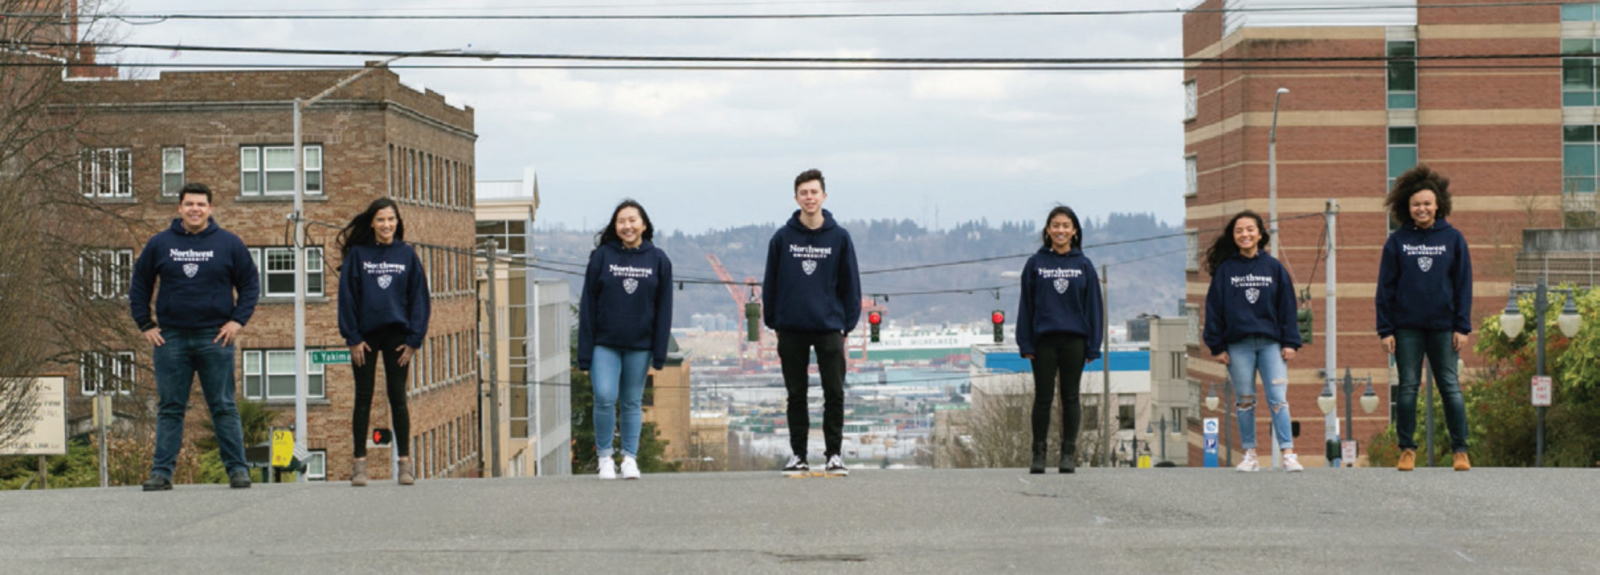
left=533, top=213, right=1185, bottom=328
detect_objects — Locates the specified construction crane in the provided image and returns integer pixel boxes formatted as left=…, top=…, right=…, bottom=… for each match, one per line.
left=705, top=253, right=768, bottom=369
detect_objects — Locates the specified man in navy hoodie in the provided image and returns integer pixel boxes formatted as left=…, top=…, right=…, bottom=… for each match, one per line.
left=129, top=183, right=260, bottom=491
left=763, top=169, right=861, bottom=477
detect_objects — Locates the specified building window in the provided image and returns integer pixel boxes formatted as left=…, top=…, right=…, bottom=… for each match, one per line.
left=240, top=145, right=321, bottom=196
left=306, top=450, right=326, bottom=481
left=249, top=247, right=324, bottom=297
left=1118, top=394, right=1136, bottom=431
left=475, top=220, right=528, bottom=256
left=81, top=148, right=132, bottom=198
left=1184, top=303, right=1200, bottom=347
left=1082, top=395, right=1100, bottom=431
left=243, top=349, right=325, bottom=400
left=1185, top=230, right=1199, bottom=272
left=1183, top=80, right=1198, bottom=121
left=80, top=351, right=134, bottom=396
left=1171, top=407, right=1186, bottom=427
left=1566, top=3, right=1600, bottom=21
left=81, top=249, right=133, bottom=299
left=1387, top=126, right=1418, bottom=194
left=1386, top=41, right=1416, bottom=109
left=162, top=148, right=184, bottom=196
left=1169, top=351, right=1185, bottom=380
left=1184, top=155, right=1198, bottom=197
left=1564, top=125, right=1600, bottom=194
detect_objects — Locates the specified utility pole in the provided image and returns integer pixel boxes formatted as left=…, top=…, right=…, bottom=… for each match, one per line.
left=1324, top=199, right=1339, bottom=467
left=1100, top=264, right=1112, bottom=467
left=486, top=240, right=502, bottom=477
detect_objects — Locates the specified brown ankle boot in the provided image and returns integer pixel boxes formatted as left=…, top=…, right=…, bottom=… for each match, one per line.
left=1452, top=452, right=1471, bottom=471
left=397, top=458, right=415, bottom=485
left=350, top=459, right=368, bottom=487
left=1398, top=449, right=1416, bottom=472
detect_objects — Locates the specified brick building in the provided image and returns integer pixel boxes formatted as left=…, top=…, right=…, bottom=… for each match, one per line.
left=1182, top=0, right=1575, bottom=466
left=60, top=67, right=483, bottom=483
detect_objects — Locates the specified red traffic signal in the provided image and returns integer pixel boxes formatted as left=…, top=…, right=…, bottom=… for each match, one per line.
left=868, top=311, right=882, bottom=325
left=372, top=428, right=393, bottom=446
left=992, top=311, right=1005, bottom=324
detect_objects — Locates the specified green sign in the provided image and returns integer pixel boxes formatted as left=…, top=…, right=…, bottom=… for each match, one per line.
left=310, top=350, right=351, bottom=365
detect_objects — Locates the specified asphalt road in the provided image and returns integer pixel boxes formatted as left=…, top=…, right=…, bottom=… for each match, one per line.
left=2, top=467, right=1597, bottom=574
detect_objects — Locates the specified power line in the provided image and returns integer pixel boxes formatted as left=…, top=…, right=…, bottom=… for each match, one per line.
left=7, top=2, right=1578, bottom=22
left=14, top=41, right=1584, bottom=66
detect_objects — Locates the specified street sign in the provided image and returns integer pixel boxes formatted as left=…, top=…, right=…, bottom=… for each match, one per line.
left=0, top=377, right=67, bottom=456
left=271, top=429, right=294, bottom=467
left=1532, top=376, right=1552, bottom=407
left=310, top=350, right=351, bottom=365
left=1203, top=417, right=1219, bottom=468
left=1341, top=440, right=1357, bottom=467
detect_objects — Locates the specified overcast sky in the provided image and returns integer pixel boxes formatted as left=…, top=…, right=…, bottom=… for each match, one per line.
left=106, top=0, right=1186, bottom=234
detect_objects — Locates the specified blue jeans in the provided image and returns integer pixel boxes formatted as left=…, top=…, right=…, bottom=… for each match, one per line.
left=591, top=345, right=650, bottom=459
left=151, top=327, right=246, bottom=479
left=1393, top=329, right=1469, bottom=453
left=1226, top=336, right=1293, bottom=451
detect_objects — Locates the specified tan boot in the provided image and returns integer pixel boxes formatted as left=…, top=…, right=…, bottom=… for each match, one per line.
left=398, top=457, right=415, bottom=485
left=350, top=459, right=368, bottom=487
left=1453, top=452, right=1471, bottom=471
left=1398, top=449, right=1416, bottom=472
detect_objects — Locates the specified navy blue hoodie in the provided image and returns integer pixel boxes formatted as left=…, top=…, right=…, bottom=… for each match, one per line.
left=1203, top=252, right=1302, bottom=356
left=337, top=241, right=432, bottom=349
left=1015, top=247, right=1105, bottom=361
left=577, top=240, right=674, bottom=371
left=1376, top=218, right=1473, bottom=337
left=762, top=209, right=862, bottom=334
left=129, top=218, right=259, bottom=331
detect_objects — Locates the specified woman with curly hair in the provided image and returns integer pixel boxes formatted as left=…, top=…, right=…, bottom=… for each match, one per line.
left=1202, top=210, right=1303, bottom=472
left=1377, top=164, right=1473, bottom=472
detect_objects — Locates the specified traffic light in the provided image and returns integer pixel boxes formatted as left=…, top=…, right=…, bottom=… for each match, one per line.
left=868, top=311, right=882, bottom=343
left=1296, top=307, right=1314, bottom=344
left=991, top=310, right=1005, bottom=343
left=372, top=428, right=393, bottom=446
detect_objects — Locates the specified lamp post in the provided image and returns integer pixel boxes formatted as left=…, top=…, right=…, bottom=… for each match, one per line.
left=1147, top=414, right=1178, bottom=464
left=1498, top=273, right=1583, bottom=467
left=1268, top=87, right=1288, bottom=259
left=1316, top=368, right=1377, bottom=466
left=291, top=48, right=495, bottom=480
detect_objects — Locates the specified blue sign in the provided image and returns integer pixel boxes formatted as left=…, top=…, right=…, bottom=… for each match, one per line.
left=1203, top=417, right=1219, bottom=468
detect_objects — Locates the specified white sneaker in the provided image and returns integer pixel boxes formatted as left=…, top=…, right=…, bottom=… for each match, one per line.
left=598, top=457, right=617, bottom=480
left=620, top=456, right=641, bottom=480
left=1235, top=450, right=1260, bottom=472
left=781, top=455, right=809, bottom=477
left=825, top=454, right=849, bottom=477
left=1283, top=453, right=1304, bottom=473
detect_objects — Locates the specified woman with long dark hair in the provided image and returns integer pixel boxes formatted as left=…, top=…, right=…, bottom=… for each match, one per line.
left=578, top=200, right=673, bottom=480
left=1202, top=210, right=1303, bottom=472
left=337, top=198, right=430, bottom=486
left=1015, top=205, right=1102, bottom=474
left=1377, top=164, right=1473, bottom=472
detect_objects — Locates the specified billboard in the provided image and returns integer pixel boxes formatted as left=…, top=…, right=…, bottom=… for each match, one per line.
left=0, top=376, right=68, bottom=456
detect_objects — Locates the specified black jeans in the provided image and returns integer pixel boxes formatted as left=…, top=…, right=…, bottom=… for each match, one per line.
left=1029, top=333, right=1087, bottom=454
left=1394, top=328, right=1469, bottom=453
left=778, top=330, right=846, bottom=459
left=352, top=326, right=412, bottom=458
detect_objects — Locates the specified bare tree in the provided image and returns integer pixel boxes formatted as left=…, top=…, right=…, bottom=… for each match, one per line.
left=960, top=376, right=1111, bottom=469
left=0, top=0, right=139, bottom=451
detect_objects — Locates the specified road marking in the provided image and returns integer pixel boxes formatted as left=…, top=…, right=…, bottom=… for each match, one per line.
left=1453, top=549, right=1475, bottom=563
left=1094, top=516, right=1112, bottom=525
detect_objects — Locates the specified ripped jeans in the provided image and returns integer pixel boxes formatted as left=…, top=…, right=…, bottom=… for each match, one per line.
left=1226, top=336, right=1293, bottom=451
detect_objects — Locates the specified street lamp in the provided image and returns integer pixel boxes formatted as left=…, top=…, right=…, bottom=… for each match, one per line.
left=1498, top=274, right=1583, bottom=467
left=1146, top=414, right=1180, bottom=464
left=1268, top=87, right=1288, bottom=259
left=1316, top=368, right=1377, bottom=466
left=290, top=47, right=496, bottom=480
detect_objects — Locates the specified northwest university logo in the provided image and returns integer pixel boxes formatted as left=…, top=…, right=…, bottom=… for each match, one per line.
left=623, top=278, right=639, bottom=294
left=377, top=275, right=393, bottom=289
left=1053, top=278, right=1069, bottom=294
left=1418, top=256, right=1433, bottom=272
left=1245, top=288, right=1260, bottom=304
left=182, top=263, right=198, bottom=278
left=801, top=260, right=818, bottom=276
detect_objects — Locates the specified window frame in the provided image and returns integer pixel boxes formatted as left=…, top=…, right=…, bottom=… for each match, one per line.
left=1386, top=40, right=1417, bottom=110
left=243, top=349, right=326, bottom=400
left=305, top=449, right=327, bottom=481
left=240, top=145, right=322, bottom=196
left=250, top=247, right=325, bottom=297
left=80, top=147, right=132, bottom=198
left=161, top=147, right=185, bottom=196
left=81, top=248, right=134, bottom=299
left=1183, top=80, right=1198, bottom=121
left=80, top=351, right=135, bottom=396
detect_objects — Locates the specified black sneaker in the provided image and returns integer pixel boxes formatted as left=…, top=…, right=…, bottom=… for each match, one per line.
left=229, top=469, right=252, bottom=489
left=142, top=475, right=172, bottom=492
left=825, top=454, right=849, bottom=477
left=781, top=455, right=809, bottom=477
